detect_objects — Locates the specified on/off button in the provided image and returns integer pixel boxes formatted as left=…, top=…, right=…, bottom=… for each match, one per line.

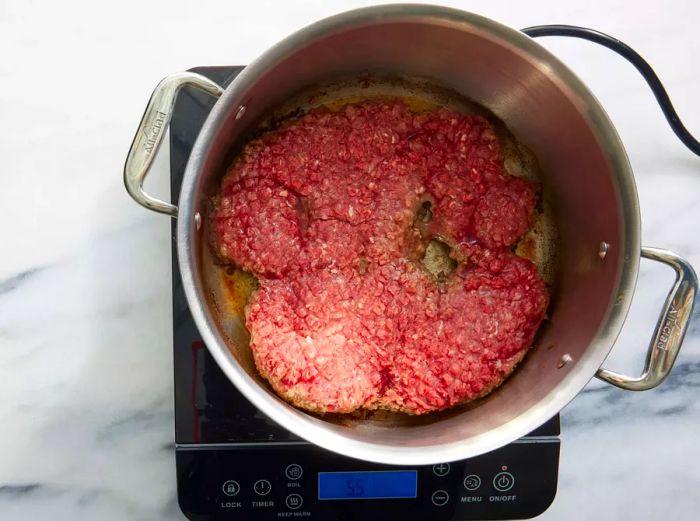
left=493, top=472, right=515, bottom=492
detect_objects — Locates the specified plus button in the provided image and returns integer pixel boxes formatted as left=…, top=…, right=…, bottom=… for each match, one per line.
left=432, top=463, right=451, bottom=477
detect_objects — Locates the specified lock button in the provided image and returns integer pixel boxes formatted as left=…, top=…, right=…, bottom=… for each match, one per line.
left=222, top=480, right=241, bottom=497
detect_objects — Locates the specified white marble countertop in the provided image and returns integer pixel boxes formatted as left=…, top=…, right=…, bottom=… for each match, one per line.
left=1, top=1, right=699, bottom=520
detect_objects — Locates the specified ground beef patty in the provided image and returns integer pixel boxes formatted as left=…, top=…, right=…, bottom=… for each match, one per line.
left=381, top=252, right=548, bottom=414
left=212, top=100, right=548, bottom=415
left=213, top=103, right=425, bottom=274
left=247, top=267, right=389, bottom=413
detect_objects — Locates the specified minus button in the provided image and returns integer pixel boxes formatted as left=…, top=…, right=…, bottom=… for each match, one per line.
left=432, top=490, right=449, bottom=506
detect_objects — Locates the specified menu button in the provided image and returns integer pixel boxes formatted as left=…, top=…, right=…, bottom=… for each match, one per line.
left=464, top=474, right=482, bottom=491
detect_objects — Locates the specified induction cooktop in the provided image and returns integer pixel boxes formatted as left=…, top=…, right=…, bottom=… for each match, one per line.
left=170, top=66, right=559, bottom=521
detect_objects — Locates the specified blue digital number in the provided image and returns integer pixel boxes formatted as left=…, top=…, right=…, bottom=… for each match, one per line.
left=319, top=471, right=417, bottom=500
left=346, top=478, right=365, bottom=497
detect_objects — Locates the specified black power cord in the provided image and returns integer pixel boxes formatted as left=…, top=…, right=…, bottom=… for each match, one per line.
left=522, top=24, right=700, bottom=157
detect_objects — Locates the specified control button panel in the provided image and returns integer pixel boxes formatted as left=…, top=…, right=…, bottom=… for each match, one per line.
left=177, top=439, right=559, bottom=520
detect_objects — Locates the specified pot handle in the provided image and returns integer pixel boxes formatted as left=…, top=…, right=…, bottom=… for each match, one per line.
left=595, top=248, right=697, bottom=391
left=522, top=26, right=700, bottom=390
left=123, top=72, right=224, bottom=217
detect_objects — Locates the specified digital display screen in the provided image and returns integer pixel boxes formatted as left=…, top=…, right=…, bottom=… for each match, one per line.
left=318, top=471, right=417, bottom=500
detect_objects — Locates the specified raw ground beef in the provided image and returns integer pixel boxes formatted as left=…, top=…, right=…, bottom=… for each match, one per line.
left=212, top=100, right=548, bottom=414
left=382, top=251, right=547, bottom=413
left=214, top=103, right=425, bottom=274
left=246, top=267, right=387, bottom=413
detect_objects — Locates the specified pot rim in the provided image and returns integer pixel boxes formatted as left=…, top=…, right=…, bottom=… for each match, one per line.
left=176, top=3, right=641, bottom=464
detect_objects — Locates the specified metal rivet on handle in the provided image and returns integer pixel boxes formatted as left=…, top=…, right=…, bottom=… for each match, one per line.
left=235, top=105, right=247, bottom=120
left=599, top=241, right=610, bottom=260
left=557, top=353, right=573, bottom=369
left=195, top=212, right=202, bottom=231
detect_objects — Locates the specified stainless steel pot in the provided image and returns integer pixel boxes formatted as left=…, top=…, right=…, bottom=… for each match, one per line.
left=124, top=4, right=697, bottom=465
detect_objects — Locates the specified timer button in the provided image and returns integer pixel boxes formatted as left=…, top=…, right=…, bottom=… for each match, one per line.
left=253, top=479, right=272, bottom=496
left=432, top=463, right=450, bottom=477
left=493, top=472, right=515, bottom=492
left=285, top=464, right=303, bottom=480
left=431, top=490, right=449, bottom=506
left=285, top=493, right=303, bottom=510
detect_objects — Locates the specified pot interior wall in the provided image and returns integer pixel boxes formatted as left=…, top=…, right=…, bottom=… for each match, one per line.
left=192, top=12, right=632, bottom=449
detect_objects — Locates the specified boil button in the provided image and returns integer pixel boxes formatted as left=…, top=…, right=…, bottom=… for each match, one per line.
left=285, top=464, right=303, bottom=480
